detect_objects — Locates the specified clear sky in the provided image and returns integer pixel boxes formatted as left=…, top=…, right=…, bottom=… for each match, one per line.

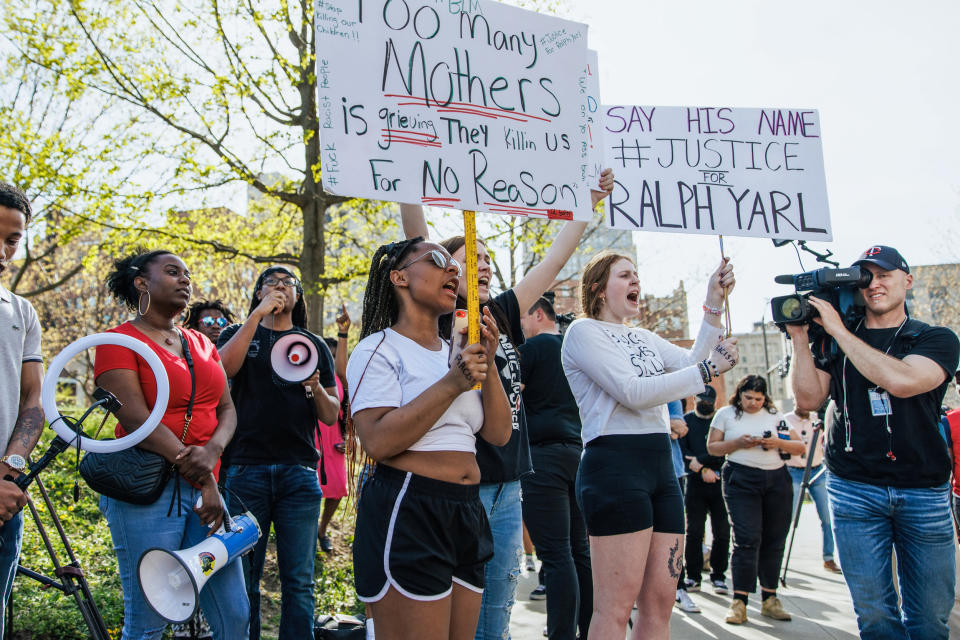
left=561, top=0, right=960, bottom=333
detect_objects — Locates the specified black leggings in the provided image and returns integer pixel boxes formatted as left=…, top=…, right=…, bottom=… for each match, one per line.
left=685, top=475, right=730, bottom=583
left=721, top=462, right=793, bottom=594
left=521, top=443, right=592, bottom=640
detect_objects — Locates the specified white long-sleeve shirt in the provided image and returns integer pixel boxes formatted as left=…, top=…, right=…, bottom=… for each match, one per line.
left=561, top=318, right=721, bottom=443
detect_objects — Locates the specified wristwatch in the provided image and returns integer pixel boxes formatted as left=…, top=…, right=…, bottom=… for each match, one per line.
left=0, top=454, right=26, bottom=473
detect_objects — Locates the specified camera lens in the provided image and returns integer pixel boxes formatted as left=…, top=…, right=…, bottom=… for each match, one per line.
left=781, top=297, right=802, bottom=320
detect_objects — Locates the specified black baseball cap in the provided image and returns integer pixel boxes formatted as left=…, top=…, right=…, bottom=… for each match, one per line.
left=697, top=386, right=717, bottom=401
left=853, top=245, right=909, bottom=274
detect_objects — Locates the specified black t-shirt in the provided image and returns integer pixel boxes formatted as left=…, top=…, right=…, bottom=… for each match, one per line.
left=679, top=411, right=725, bottom=474
left=218, top=323, right=336, bottom=466
left=518, top=333, right=582, bottom=446
left=475, top=290, right=533, bottom=483
left=817, top=320, right=959, bottom=488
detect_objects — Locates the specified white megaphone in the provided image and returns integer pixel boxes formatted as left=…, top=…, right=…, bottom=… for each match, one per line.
left=270, top=330, right=319, bottom=384
left=137, top=511, right=261, bottom=623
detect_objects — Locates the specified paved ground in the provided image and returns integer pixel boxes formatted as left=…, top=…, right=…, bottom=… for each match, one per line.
left=510, top=503, right=960, bottom=639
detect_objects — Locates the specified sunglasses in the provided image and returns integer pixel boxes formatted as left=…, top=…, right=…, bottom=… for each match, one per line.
left=201, top=316, right=229, bottom=328
left=398, top=250, right=463, bottom=277
left=262, top=275, right=299, bottom=288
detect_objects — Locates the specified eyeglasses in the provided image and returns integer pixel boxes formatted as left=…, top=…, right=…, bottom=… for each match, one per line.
left=262, top=276, right=299, bottom=288
left=398, top=250, right=463, bottom=277
left=201, top=316, right=229, bottom=328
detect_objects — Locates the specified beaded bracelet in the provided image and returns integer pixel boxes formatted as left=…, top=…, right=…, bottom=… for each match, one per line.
left=698, top=360, right=712, bottom=383
left=707, top=359, right=720, bottom=378
left=702, top=302, right=724, bottom=316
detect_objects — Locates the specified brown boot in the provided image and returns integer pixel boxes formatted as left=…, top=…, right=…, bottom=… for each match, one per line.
left=725, top=600, right=747, bottom=625
left=761, top=596, right=792, bottom=621
left=824, top=559, right=843, bottom=574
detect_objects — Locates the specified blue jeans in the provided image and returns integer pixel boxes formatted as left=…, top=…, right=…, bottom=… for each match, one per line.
left=475, top=480, right=522, bottom=640
left=226, top=464, right=322, bottom=640
left=827, top=475, right=955, bottom=640
left=100, top=481, right=249, bottom=640
left=0, top=511, right=23, bottom=638
left=788, top=465, right=835, bottom=561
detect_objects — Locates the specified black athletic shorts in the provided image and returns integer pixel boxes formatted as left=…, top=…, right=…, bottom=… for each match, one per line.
left=576, top=433, right=685, bottom=536
left=353, top=464, right=493, bottom=602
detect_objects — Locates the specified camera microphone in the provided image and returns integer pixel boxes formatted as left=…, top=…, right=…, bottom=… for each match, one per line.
left=774, top=274, right=796, bottom=285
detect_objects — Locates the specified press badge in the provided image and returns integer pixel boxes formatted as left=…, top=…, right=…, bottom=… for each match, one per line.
left=869, top=389, right=892, bottom=416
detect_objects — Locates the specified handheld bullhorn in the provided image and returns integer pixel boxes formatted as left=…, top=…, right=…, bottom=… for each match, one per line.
left=270, top=330, right=319, bottom=393
left=137, top=509, right=261, bottom=623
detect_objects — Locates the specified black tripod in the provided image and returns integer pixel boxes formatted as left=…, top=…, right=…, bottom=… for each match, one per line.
left=779, top=418, right=825, bottom=587
left=4, top=392, right=119, bottom=640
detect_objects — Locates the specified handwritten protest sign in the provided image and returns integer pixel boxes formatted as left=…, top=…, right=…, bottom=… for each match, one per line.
left=602, top=106, right=831, bottom=241
left=316, top=0, right=592, bottom=220
left=578, top=50, right=604, bottom=189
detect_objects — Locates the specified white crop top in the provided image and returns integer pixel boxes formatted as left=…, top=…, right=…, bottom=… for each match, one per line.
left=346, top=328, right=482, bottom=453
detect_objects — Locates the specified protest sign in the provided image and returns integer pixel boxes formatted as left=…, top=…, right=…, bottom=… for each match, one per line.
left=602, top=106, right=831, bottom=241
left=316, top=0, right=593, bottom=220
left=578, top=50, right=604, bottom=189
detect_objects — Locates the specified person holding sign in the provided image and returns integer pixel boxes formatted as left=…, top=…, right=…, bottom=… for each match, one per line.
left=789, top=246, right=960, bottom=640
left=399, top=168, right=614, bottom=640
left=561, top=251, right=737, bottom=640
left=346, top=238, right=512, bottom=640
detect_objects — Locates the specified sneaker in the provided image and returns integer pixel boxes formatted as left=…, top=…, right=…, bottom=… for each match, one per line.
left=529, top=584, right=547, bottom=600
left=725, top=600, right=747, bottom=625
left=542, top=626, right=548, bottom=637
left=675, top=589, right=701, bottom=613
left=682, top=578, right=700, bottom=592
left=823, top=559, right=843, bottom=574
left=318, top=535, right=333, bottom=553
left=711, top=578, right=729, bottom=594
left=761, top=596, right=792, bottom=621
left=525, top=555, right=536, bottom=572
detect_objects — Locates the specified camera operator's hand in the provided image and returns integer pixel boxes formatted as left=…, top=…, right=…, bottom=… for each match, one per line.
left=808, top=296, right=847, bottom=337
left=784, top=322, right=809, bottom=342
left=707, top=337, right=739, bottom=374
left=705, top=257, right=736, bottom=308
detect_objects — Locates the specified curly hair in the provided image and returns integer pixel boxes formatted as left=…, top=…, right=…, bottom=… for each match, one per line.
left=0, top=182, right=32, bottom=224
left=105, top=249, right=176, bottom=311
left=183, top=299, right=235, bottom=330
left=729, top=374, right=778, bottom=418
left=358, top=238, right=423, bottom=339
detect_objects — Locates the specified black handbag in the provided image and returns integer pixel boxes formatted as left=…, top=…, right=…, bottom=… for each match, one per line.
left=79, top=330, right=196, bottom=505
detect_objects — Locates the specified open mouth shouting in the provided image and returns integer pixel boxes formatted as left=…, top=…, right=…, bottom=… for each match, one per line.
left=443, top=276, right=460, bottom=298
left=626, top=290, right=640, bottom=305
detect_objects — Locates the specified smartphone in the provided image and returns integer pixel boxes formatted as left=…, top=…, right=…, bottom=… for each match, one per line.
left=449, top=310, right=468, bottom=367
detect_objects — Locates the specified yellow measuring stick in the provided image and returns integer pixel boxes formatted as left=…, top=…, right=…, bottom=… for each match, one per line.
left=463, top=210, right=481, bottom=389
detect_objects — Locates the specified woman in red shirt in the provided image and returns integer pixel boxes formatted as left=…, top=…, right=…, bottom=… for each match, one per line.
left=94, top=249, right=248, bottom=640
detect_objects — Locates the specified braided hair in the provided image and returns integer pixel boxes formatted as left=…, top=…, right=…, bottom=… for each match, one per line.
left=183, top=299, right=235, bottom=330
left=247, top=266, right=308, bottom=328
left=359, top=237, right=422, bottom=339
left=105, top=249, right=176, bottom=311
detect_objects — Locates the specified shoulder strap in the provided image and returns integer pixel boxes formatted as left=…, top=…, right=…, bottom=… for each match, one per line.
left=178, top=330, right=196, bottom=442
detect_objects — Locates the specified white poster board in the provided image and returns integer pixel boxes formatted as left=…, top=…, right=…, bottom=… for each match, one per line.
left=317, top=0, right=593, bottom=220
left=578, top=50, right=604, bottom=189
left=602, top=105, right=831, bottom=240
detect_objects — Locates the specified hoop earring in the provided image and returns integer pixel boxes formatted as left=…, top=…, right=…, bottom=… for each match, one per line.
left=138, top=291, right=151, bottom=316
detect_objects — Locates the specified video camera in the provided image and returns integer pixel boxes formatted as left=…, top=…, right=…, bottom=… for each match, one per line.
left=770, top=266, right=871, bottom=366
